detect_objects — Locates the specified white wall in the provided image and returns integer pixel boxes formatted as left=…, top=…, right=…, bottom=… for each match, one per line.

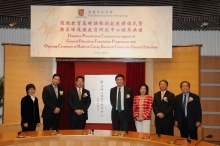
left=173, top=31, right=220, bottom=56
left=0, top=29, right=220, bottom=124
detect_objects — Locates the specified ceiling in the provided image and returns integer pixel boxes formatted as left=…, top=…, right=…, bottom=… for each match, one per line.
left=0, top=0, right=219, bottom=30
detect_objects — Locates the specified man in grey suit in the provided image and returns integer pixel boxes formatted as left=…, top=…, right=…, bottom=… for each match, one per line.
left=110, top=74, right=133, bottom=131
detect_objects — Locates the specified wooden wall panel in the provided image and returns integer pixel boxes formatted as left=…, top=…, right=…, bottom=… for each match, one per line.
left=201, top=72, right=220, bottom=83
left=200, top=56, right=220, bottom=142
left=153, top=46, right=201, bottom=63
left=152, top=46, right=200, bottom=96
left=203, top=128, right=220, bottom=142
left=201, top=100, right=220, bottom=112
left=3, top=44, right=54, bottom=124
left=153, top=63, right=199, bottom=95
left=201, top=57, right=220, bottom=69
left=200, top=86, right=220, bottom=97
left=202, top=115, right=220, bottom=126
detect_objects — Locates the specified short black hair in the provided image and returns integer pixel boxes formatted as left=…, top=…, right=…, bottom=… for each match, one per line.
left=76, top=76, right=84, bottom=82
left=180, top=81, right=190, bottom=88
left=115, top=74, right=125, bottom=80
left=53, top=73, right=61, bottom=80
left=26, top=84, right=35, bottom=93
left=138, top=83, right=149, bottom=95
left=159, top=79, right=168, bottom=86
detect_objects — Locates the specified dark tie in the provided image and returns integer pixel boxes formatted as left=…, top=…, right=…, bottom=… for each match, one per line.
left=182, top=94, right=186, bottom=117
left=117, top=88, right=121, bottom=112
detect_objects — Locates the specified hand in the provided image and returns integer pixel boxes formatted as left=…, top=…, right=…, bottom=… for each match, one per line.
left=37, top=123, right=40, bottom=127
left=174, top=121, right=178, bottom=127
left=75, top=109, right=82, bottom=115
left=157, top=113, right=164, bottom=119
left=137, top=117, right=143, bottom=122
left=80, top=110, right=84, bottom=114
left=23, top=123, right=28, bottom=127
left=54, top=107, right=60, bottom=114
left=196, top=122, right=201, bottom=127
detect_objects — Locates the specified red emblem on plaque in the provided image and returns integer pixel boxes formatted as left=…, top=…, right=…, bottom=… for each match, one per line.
left=78, top=9, right=84, bottom=16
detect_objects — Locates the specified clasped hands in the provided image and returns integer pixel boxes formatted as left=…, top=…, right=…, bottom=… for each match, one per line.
left=157, top=112, right=164, bottom=119
left=53, top=107, right=60, bottom=114
left=136, top=117, right=144, bottom=122
left=75, top=109, right=84, bottom=115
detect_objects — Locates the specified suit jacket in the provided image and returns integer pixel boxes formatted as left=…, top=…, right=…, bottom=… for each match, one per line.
left=68, top=87, right=91, bottom=120
left=110, top=86, right=133, bottom=121
left=21, top=95, right=40, bottom=125
left=153, top=90, right=175, bottom=125
left=42, top=84, right=65, bottom=119
left=174, top=92, right=202, bottom=130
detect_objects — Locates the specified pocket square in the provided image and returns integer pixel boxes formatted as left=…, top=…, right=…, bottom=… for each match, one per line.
left=83, top=93, right=88, bottom=97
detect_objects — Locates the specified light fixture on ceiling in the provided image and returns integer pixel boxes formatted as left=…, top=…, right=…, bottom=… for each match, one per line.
left=201, top=22, right=209, bottom=28
left=9, top=22, right=17, bottom=27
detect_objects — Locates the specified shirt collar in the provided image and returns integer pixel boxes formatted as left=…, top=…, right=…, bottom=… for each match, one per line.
left=77, top=87, right=83, bottom=90
left=161, top=90, right=167, bottom=94
left=28, top=94, right=35, bottom=98
left=117, top=85, right=124, bottom=89
left=183, top=92, right=190, bottom=97
left=52, top=84, right=57, bottom=88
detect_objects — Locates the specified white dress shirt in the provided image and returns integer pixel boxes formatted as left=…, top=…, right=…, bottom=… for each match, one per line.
left=29, top=94, right=35, bottom=102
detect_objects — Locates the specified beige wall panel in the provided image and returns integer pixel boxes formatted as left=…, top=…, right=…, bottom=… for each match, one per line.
left=202, top=115, right=220, bottom=126
left=152, top=46, right=200, bottom=95
left=201, top=100, right=220, bottom=112
left=200, top=86, right=220, bottom=97
left=201, top=56, right=220, bottom=69
left=3, top=45, right=54, bottom=124
left=153, top=63, right=199, bottom=95
left=203, top=128, right=220, bottom=142
left=153, top=46, right=200, bottom=63
left=201, top=72, right=220, bottom=83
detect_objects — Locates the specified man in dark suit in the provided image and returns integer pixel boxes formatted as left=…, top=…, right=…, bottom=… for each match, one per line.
left=68, top=76, right=91, bottom=129
left=153, top=79, right=175, bottom=136
left=174, top=81, right=202, bottom=140
left=42, top=74, right=65, bottom=130
left=110, top=74, right=133, bottom=131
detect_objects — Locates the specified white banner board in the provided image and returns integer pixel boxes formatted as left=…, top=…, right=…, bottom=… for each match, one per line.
left=85, top=74, right=116, bottom=123
left=31, top=6, right=172, bottom=58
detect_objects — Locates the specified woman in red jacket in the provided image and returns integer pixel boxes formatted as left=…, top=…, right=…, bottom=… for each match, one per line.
left=133, top=84, right=153, bottom=133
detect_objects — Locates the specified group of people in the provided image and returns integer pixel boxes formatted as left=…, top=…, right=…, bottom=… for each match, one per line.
left=20, top=73, right=202, bottom=140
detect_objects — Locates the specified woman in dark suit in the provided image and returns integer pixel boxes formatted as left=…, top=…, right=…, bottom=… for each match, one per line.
left=20, top=84, right=40, bottom=131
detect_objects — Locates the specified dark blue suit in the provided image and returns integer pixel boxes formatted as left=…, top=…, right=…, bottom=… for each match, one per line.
left=174, top=92, right=202, bottom=140
left=42, top=84, right=65, bottom=130
left=110, top=86, right=133, bottom=131
left=68, top=87, right=91, bottom=129
left=153, top=90, right=175, bottom=136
